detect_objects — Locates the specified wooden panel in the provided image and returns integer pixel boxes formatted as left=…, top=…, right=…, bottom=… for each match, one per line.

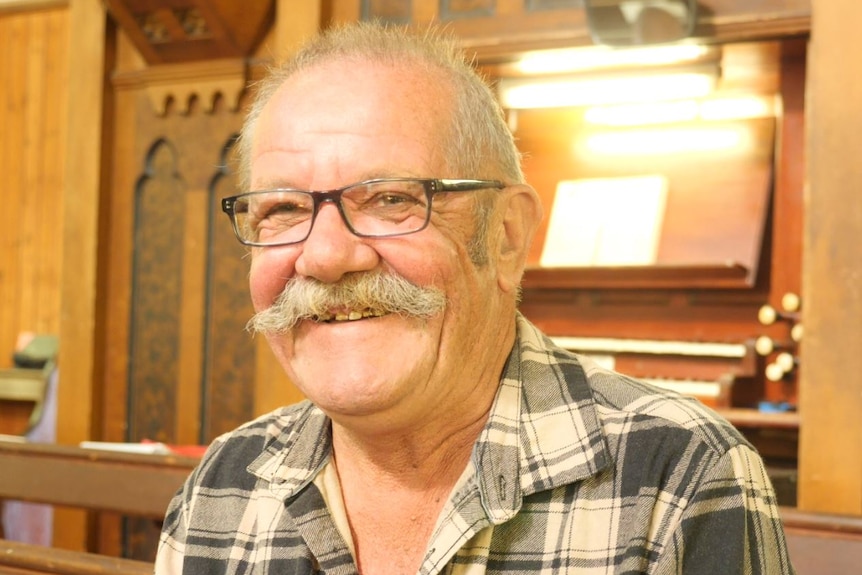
left=128, top=141, right=185, bottom=443
left=102, top=0, right=274, bottom=64
left=331, top=0, right=810, bottom=59
left=0, top=539, right=152, bottom=575
left=101, top=0, right=309, bottom=471
left=0, top=441, right=197, bottom=518
left=799, top=0, right=862, bottom=515
left=201, top=138, right=257, bottom=440
left=0, top=7, right=68, bottom=370
left=515, top=111, right=775, bottom=280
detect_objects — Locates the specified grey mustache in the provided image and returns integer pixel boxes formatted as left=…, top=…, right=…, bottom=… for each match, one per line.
left=247, top=272, right=447, bottom=334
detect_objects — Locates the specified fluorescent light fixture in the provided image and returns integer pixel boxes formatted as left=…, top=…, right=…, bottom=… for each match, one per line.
left=584, top=100, right=700, bottom=126
left=516, top=44, right=710, bottom=75
left=699, top=95, right=775, bottom=121
left=584, top=95, right=776, bottom=126
left=584, top=127, right=748, bottom=155
left=499, top=70, right=715, bottom=109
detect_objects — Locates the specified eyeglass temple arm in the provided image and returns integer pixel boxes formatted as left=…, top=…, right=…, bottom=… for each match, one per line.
left=438, top=179, right=504, bottom=191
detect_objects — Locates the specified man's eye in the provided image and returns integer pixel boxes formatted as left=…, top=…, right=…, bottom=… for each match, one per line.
left=263, top=201, right=303, bottom=216
left=376, top=192, right=418, bottom=206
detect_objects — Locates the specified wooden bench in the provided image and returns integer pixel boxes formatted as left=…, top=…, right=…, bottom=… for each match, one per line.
left=0, top=538, right=152, bottom=575
left=780, top=506, right=862, bottom=574
left=0, top=439, right=200, bottom=560
left=0, top=440, right=199, bottom=519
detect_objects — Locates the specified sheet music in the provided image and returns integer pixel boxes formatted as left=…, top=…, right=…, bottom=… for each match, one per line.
left=540, top=175, right=668, bottom=267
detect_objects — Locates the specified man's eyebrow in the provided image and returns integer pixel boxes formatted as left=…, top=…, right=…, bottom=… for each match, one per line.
left=250, top=173, right=427, bottom=191
left=250, top=179, right=301, bottom=191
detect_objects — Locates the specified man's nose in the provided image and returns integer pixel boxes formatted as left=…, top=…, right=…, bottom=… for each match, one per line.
left=293, top=202, right=379, bottom=283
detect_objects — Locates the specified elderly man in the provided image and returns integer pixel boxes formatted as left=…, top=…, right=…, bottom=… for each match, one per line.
left=156, top=22, right=795, bottom=575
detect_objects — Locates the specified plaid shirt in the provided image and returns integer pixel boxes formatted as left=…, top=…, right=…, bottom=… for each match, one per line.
left=156, top=314, right=795, bottom=574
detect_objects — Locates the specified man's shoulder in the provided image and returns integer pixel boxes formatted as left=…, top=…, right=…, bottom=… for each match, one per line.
left=514, top=315, right=747, bottom=457
left=577, top=354, right=748, bottom=455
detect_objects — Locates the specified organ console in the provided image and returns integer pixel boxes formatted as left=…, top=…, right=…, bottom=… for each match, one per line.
left=519, top=278, right=801, bottom=505
left=511, top=36, right=805, bottom=507
left=547, top=335, right=761, bottom=410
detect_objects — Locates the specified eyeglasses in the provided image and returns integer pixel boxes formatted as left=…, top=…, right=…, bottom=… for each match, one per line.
left=221, top=178, right=504, bottom=247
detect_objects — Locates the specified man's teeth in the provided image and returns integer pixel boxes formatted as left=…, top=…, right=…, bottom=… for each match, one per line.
left=314, top=309, right=386, bottom=322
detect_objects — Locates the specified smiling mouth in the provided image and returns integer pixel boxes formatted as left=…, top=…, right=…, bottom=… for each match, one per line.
left=312, top=308, right=388, bottom=323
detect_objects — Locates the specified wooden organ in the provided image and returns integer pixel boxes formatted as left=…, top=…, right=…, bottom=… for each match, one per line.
left=506, top=39, right=807, bottom=505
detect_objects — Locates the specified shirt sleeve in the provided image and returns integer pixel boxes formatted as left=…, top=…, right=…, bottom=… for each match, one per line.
left=655, top=444, right=796, bottom=575
left=155, top=467, right=194, bottom=575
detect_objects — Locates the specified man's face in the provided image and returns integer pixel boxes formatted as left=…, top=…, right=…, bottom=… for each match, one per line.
left=246, top=59, right=517, bottom=430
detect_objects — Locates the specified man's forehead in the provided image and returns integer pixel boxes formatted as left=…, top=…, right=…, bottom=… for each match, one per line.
left=254, top=61, right=450, bottom=147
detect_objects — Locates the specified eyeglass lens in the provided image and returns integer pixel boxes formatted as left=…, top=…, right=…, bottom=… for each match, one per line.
left=233, top=180, right=431, bottom=245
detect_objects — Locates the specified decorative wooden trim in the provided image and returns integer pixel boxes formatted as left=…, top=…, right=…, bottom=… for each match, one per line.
left=112, top=58, right=248, bottom=115
left=522, top=263, right=752, bottom=291
left=0, top=0, right=67, bottom=13
left=102, top=0, right=274, bottom=64
left=695, top=13, right=811, bottom=43
left=466, top=10, right=810, bottom=62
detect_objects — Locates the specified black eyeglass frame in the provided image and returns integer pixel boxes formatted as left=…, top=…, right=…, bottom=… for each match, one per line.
left=221, top=178, right=505, bottom=247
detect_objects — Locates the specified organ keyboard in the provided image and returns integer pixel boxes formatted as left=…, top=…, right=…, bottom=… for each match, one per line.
left=550, top=335, right=761, bottom=409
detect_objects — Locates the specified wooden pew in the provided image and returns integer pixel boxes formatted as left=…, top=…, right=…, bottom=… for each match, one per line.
left=0, top=440, right=199, bottom=519
left=0, top=538, right=152, bottom=575
left=0, top=439, right=200, bottom=561
left=780, top=506, right=862, bottom=574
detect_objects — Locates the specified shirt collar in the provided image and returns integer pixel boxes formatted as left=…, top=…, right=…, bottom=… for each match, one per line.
left=471, top=313, right=611, bottom=523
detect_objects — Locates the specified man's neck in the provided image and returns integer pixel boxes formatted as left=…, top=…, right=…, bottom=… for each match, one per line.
left=330, top=420, right=481, bottom=575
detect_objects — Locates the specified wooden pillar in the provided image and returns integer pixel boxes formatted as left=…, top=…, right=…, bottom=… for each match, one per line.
left=55, top=0, right=108, bottom=550
left=798, top=0, right=862, bottom=514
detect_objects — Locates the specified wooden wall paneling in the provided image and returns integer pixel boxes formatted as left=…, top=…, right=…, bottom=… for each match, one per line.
left=0, top=7, right=67, bottom=369
left=101, top=27, right=145, bottom=445
left=201, top=138, right=257, bottom=442
left=98, top=0, right=315, bottom=492
left=127, top=140, right=185, bottom=444
left=128, top=92, right=245, bottom=442
left=799, top=0, right=862, bottom=515
left=0, top=1, right=67, bottom=13
left=55, top=0, right=108, bottom=552
left=177, top=179, right=206, bottom=446
left=96, top=30, right=142, bottom=559
left=102, top=67, right=254, bottom=559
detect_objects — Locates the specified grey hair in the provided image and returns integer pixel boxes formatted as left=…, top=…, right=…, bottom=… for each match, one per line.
left=236, top=21, right=524, bottom=192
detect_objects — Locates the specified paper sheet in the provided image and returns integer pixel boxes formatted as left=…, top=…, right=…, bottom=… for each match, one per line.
left=540, top=175, right=668, bottom=267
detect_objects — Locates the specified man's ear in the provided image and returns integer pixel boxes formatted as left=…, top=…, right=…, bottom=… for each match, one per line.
left=496, top=184, right=543, bottom=294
